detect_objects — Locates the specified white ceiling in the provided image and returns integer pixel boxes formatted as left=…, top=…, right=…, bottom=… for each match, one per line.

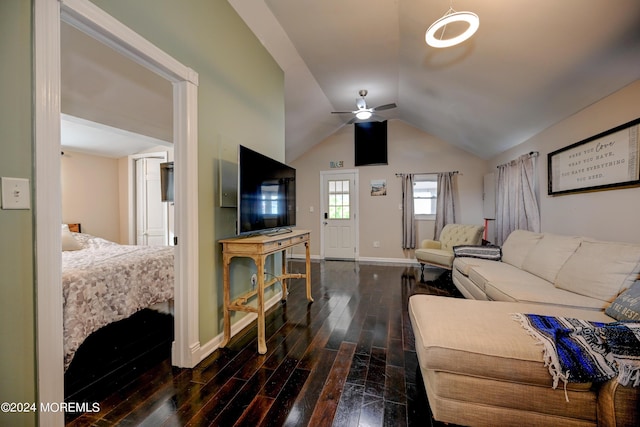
left=230, top=0, right=640, bottom=161
left=61, top=114, right=171, bottom=158
left=61, top=1, right=640, bottom=162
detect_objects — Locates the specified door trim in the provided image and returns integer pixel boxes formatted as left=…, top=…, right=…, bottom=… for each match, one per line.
left=34, top=1, right=200, bottom=424
left=319, top=169, right=359, bottom=260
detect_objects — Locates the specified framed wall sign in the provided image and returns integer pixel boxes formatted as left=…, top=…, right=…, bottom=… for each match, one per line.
left=548, top=118, right=640, bottom=196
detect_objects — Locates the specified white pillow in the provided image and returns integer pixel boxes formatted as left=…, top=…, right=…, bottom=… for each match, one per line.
left=61, top=224, right=82, bottom=251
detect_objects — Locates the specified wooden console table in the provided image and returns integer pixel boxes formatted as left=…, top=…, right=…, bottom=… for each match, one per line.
left=219, top=229, right=313, bottom=354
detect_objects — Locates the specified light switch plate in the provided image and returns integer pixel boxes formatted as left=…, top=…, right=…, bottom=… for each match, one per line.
left=1, top=177, right=31, bottom=210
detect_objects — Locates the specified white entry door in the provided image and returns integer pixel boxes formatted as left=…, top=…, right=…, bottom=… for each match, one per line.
left=136, top=157, right=168, bottom=246
left=321, top=171, right=358, bottom=259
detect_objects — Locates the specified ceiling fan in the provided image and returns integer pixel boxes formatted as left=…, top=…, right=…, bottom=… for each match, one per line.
left=331, top=89, right=397, bottom=124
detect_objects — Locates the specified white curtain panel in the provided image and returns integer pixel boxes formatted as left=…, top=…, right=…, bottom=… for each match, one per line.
left=401, top=174, right=416, bottom=249
left=434, top=172, right=457, bottom=239
left=496, top=153, right=541, bottom=245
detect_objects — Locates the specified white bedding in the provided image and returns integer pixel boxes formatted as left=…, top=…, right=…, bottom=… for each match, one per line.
left=62, top=233, right=174, bottom=370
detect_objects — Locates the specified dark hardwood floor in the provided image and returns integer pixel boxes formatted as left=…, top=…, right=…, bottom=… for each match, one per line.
left=66, top=260, right=462, bottom=427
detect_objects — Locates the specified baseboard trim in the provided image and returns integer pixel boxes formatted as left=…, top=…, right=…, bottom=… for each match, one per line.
left=357, top=256, right=418, bottom=265
left=288, top=253, right=419, bottom=266
left=198, top=291, right=283, bottom=364
left=289, top=253, right=323, bottom=261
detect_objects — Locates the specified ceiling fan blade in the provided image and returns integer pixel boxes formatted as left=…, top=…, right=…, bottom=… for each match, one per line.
left=372, top=103, right=397, bottom=111
left=331, top=111, right=355, bottom=114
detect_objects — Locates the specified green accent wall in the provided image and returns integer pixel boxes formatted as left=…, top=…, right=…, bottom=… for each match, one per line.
left=88, top=0, right=285, bottom=348
left=0, top=1, right=36, bottom=426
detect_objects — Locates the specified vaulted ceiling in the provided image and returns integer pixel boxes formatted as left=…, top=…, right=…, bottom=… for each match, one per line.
left=61, top=1, right=640, bottom=162
left=230, top=0, right=640, bottom=161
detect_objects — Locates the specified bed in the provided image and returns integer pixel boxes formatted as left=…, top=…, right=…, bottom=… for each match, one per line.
left=61, top=224, right=174, bottom=371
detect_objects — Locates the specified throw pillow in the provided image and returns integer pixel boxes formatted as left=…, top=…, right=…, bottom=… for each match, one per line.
left=453, top=245, right=502, bottom=261
left=61, top=224, right=82, bottom=251
left=605, top=281, right=640, bottom=321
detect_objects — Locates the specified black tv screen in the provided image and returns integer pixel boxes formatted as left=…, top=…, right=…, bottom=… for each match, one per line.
left=237, top=145, right=296, bottom=235
left=354, top=121, right=387, bottom=166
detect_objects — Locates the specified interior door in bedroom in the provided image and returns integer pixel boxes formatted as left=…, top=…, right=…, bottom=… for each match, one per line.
left=136, top=156, right=169, bottom=246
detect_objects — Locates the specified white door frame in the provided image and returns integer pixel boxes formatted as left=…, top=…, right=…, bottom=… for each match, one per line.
left=319, top=169, right=359, bottom=260
left=34, top=1, right=200, bottom=425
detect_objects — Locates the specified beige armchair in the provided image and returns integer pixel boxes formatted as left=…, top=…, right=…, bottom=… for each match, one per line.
left=415, top=224, right=484, bottom=278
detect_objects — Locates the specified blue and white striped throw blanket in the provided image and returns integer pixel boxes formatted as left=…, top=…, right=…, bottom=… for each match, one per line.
left=513, top=314, right=640, bottom=398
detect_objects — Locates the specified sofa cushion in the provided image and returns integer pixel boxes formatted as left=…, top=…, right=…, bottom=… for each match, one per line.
left=501, top=230, right=543, bottom=268
left=556, top=239, right=640, bottom=303
left=605, top=281, right=640, bottom=321
left=521, top=233, right=582, bottom=283
left=484, top=279, right=609, bottom=311
left=453, top=257, right=498, bottom=277
left=468, top=262, right=546, bottom=293
left=408, top=296, right=614, bottom=390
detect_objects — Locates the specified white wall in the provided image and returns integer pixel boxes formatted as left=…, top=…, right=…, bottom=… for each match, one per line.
left=61, top=150, right=121, bottom=242
left=117, top=147, right=174, bottom=245
left=291, top=119, right=488, bottom=261
left=488, top=80, right=640, bottom=243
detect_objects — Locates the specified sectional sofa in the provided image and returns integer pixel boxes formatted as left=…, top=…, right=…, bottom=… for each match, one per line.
left=409, top=230, right=640, bottom=426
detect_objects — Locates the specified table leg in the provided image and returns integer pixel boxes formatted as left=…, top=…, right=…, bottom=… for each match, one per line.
left=281, top=249, right=288, bottom=301
left=220, top=253, right=232, bottom=348
left=256, top=256, right=267, bottom=354
left=305, top=241, right=313, bottom=302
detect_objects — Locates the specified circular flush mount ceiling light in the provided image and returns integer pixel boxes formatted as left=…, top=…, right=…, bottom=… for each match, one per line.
left=426, top=10, right=479, bottom=48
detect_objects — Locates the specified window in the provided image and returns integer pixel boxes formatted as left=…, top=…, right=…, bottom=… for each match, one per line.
left=414, top=175, right=437, bottom=219
left=328, top=179, right=350, bottom=219
left=260, top=184, right=280, bottom=216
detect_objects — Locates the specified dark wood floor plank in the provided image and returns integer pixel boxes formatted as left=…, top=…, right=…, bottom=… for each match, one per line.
left=308, top=342, right=356, bottom=426
left=178, top=377, right=246, bottom=426
left=232, top=395, right=275, bottom=426
left=258, top=368, right=311, bottom=427
left=387, top=337, right=405, bottom=368
left=281, top=347, right=338, bottom=426
left=384, top=400, right=408, bottom=427
left=359, top=392, right=385, bottom=427
left=332, top=382, right=364, bottom=427
left=67, top=262, right=462, bottom=427
left=209, top=367, right=276, bottom=426
left=345, top=351, right=370, bottom=386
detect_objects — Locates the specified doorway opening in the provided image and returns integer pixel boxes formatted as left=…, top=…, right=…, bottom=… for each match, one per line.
left=34, top=1, right=200, bottom=424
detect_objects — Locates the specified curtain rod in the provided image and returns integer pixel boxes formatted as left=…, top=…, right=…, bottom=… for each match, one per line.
left=395, top=171, right=459, bottom=177
left=496, top=151, right=539, bottom=169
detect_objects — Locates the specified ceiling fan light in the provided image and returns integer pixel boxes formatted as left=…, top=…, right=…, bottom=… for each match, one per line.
left=426, top=11, right=479, bottom=48
left=355, top=110, right=372, bottom=120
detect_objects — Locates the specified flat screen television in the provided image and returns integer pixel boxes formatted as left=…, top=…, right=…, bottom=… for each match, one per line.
left=354, top=120, right=388, bottom=166
left=237, top=145, right=296, bottom=235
